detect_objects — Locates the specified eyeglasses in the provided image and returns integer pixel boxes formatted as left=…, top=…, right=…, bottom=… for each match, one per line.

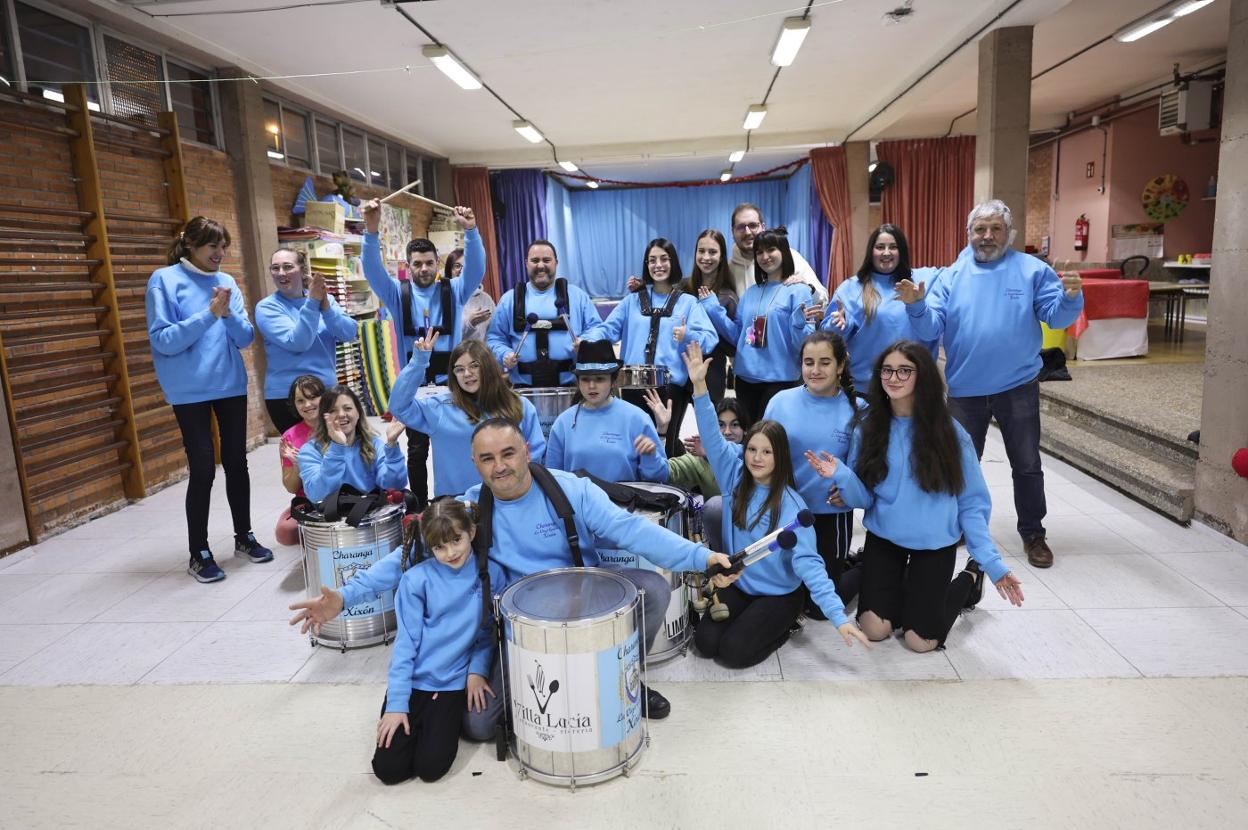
left=733, top=222, right=762, bottom=234
left=269, top=263, right=300, bottom=273
left=452, top=362, right=481, bottom=376
left=879, top=366, right=915, bottom=381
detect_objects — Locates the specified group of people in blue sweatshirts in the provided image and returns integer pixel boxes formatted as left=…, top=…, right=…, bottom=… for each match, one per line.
left=146, top=194, right=1083, bottom=785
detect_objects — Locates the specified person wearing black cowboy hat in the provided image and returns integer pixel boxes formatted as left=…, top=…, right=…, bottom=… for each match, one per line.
left=545, top=340, right=668, bottom=484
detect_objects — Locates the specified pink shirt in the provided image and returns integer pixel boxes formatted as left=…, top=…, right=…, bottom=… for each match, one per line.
left=282, top=421, right=314, bottom=497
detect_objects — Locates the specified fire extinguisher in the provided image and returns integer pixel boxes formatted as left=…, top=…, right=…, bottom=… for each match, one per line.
left=1074, top=214, right=1089, bottom=252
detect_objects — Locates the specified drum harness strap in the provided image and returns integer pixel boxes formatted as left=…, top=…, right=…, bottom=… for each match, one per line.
left=514, top=278, right=573, bottom=386
left=636, top=285, right=681, bottom=366
left=401, top=276, right=455, bottom=381
left=472, top=463, right=584, bottom=644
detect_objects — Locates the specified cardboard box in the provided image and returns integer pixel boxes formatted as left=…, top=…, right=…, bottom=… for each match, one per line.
left=303, top=201, right=345, bottom=235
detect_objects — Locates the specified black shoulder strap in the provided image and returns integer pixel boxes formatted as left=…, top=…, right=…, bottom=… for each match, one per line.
left=402, top=278, right=455, bottom=340
left=473, top=464, right=582, bottom=568
left=400, top=280, right=417, bottom=338
left=513, top=281, right=527, bottom=332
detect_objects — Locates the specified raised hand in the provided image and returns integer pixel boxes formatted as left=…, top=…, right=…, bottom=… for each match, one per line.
left=683, top=435, right=705, bottom=458
left=634, top=434, right=657, bottom=456
left=895, top=279, right=926, bottom=305
left=362, top=198, right=381, bottom=235
left=324, top=412, right=349, bottom=445
left=804, top=449, right=838, bottom=479
left=413, top=329, right=438, bottom=353
left=385, top=419, right=405, bottom=446
left=680, top=340, right=711, bottom=387
left=308, top=271, right=327, bottom=305
left=995, top=572, right=1025, bottom=607
left=672, top=315, right=687, bottom=344
left=1059, top=270, right=1083, bottom=298
left=829, top=299, right=847, bottom=331
left=452, top=205, right=477, bottom=230
left=642, top=388, right=672, bottom=435
left=802, top=301, right=825, bottom=324
left=626, top=275, right=643, bottom=293
left=279, top=438, right=299, bottom=465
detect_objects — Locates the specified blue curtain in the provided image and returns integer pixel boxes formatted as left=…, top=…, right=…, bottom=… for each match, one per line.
left=544, top=168, right=811, bottom=298
left=490, top=169, right=547, bottom=294
left=808, top=166, right=834, bottom=287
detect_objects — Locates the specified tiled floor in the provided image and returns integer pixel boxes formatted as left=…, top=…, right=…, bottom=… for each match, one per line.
left=2, top=427, right=1246, bottom=827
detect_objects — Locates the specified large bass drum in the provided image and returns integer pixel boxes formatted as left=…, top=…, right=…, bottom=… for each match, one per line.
left=516, top=386, right=578, bottom=438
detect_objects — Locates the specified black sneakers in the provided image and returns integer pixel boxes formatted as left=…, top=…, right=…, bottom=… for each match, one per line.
left=962, top=559, right=985, bottom=610
left=641, top=683, right=671, bottom=720
left=234, top=532, right=274, bottom=563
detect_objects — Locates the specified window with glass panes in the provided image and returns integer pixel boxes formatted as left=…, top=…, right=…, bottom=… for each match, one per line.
left=103, top=35, right=164, bottom=125
left=166, top=61, right=217, bottom=145
left=342, top=128, right=366, bottom=182
left=15, top=2, right=100, bottom=107
left=315, top=119, right=340, bottom=174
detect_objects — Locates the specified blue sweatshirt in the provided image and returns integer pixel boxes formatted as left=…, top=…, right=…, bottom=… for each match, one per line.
left=388, top=348, right=547, bottom=496
left=361, top=228, right=485, bottom=380
left=145, top=262, right=254, bottom=405
left=834, top=417, right=1009, bottom=583
left=297, top=435, right=407, bottom=502
left=693, top=393, right=849, bottom=625
left=580, top=288, right=717, bottom=387
left=463, top=467, right=708, bottom=589
left=255, top=291, right=359, bottom=399
left=701, top=280, right=811, bottom=383
left=386, top=555, right=507, bottom=709
left=905, top=247, right=1084, bottom=397
left=763, top=385, right=863, bottom=516
left=487, top=280, right=601, bottom=386
left=545, top=397, right=669, bottom=484
left=827, top=268, right=941, bottom=388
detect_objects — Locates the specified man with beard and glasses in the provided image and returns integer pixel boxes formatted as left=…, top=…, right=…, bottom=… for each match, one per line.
left=727, top=203, right=827, bottom=303
left=487, top=240, right=600, bottom=388
left=896, top=200, right=1083, bottom=570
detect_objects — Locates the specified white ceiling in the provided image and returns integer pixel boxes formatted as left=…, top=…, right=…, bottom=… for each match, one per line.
left=74, top=0, right=1231, bottom=182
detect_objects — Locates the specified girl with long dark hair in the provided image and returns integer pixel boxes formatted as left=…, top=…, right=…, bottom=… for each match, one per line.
left=683, top=229, right=737, bottom=403
left=683, top=341, right=870, bottom=668
left=297, top=385, right=407, bottom=502
left=700, top=227, right=819, bottom=424
left=823, top=224, right=938, bottom=388
left=809, top=341, right=1025, bottom=651
left=388, top=334, right=546, bottom=497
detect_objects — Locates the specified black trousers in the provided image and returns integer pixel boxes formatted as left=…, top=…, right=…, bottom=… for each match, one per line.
left=171, top=395, right=252, bottom=554
left=858, top=532, right=973, bottom=646
left=733, top=378, right=799, bottom=426
left=694, top=584, right=804, bottom=668
left=264, top=398, right=300, bottom=435
left=371, top=689, right=467, bottom=785
left=813, top=511, right=861, bottom=607
left=704, top=344, right=731, bottom=405
left=405, top=427, right=430, bottom=506
left=622, top=382, right=690, bottom=458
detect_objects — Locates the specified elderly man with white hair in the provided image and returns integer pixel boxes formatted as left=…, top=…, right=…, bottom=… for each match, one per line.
left=896, top=200, right=1083, bottom=569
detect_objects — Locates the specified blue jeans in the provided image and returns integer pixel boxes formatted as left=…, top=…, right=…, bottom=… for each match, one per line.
left=949, top=379, right=1046, bottom=541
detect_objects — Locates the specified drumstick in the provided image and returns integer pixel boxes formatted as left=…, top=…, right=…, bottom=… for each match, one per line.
left=379, top=180, right=457, bottom=213
left=705, top=509, right=813, bottom=578
left=514, top=312, right=538, bottom=357
left=380, top=179, right=421, bottom=203
left=556, top=299, right=576, bottom=339
left=708, top=530, right=798, bottom=578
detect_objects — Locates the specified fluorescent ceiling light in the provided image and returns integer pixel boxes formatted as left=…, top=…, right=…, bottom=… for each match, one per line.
left=868, top=161, right=878, bottom=172
left=422, top=45, right=481, bottom=90
left=559, top=160, right=578, bottom=172
left=586, top=180, right=599, bottom=189
left=0, top=75, right=10, bottom=87
left=743, top=105, right=767, bottom=130
left=771, top=17, right=811, bottom=67
left=1115, top=17, right=1173, bottom=41
left=720, top=169, right=733, bottom=182
left=1172, top=0, right=1215, bottom=16
left=513, top=120, right=544, bottom=143
left=728, top=150, right=745, bottom=163
left=267, top=150, right=285, bottom=160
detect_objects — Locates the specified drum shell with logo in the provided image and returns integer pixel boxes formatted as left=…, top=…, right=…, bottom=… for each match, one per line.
left=516, top=387, right=577, bottom=438
left=297, top=503, right=403, bottom=649
left=594, top=481, right=693, bottom=663
left=499, top=567, right=644, bottom=787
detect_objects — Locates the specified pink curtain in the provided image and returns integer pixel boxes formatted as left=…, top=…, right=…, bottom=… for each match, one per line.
left=452, top=166, right=501, bottom=299
left=876, top=136, right=975, bottom=267
left=809, top=147, right=855, bottom=288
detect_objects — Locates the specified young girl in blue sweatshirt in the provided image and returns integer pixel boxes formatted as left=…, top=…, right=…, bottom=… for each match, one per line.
left=699, top=227, right=820, bottom=425
left=683, top=342, right=870, bottom=668
left=146, top=217, right=272, bottom=583
left=388, top=334, right=546, bottom=497
left=808, top=341, right=1025, bottom=651
left=581, top=237, right=717, bottom=457
left=297, top=385, right=407, bottom=502
left=764, top=331, right=864, bottom=610
left=823, top=224, right=939, bottom=389
left=545, top=339, right=668, bottom=483
left=373, top=499, right=506, bottom=785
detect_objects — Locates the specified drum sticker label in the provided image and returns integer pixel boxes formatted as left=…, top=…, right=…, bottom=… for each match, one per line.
left=318, top=544, right=395, bottom=616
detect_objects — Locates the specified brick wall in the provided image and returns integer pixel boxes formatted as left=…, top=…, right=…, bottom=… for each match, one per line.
left=1026, top=143, right=1054, bottom=252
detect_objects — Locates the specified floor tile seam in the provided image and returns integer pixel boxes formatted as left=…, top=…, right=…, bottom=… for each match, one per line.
left=0, top=622, right=86, bottom=682
left=1138, top=549, right=1240, bottom=608
left=1069, top=608, right=1146, bottom=679
left=132, top=619, right=310, bottom=686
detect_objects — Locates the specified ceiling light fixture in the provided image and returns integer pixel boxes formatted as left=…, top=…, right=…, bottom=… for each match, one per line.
left=868, top=161, right=878, bottom=172
left=1172, top=0, right=1216, bottom=16
left=720, top=169, right=733, bottom=182
left=743, top=105, right=767, bottom=130
left=1114, top=0, right=1218, bottom=42
left=513, top=120, right=544, bottom=143
left=728, top=150, right=745, bottom=163
left=586, top=180, right=599, bottom=189
left=422, top=45, right=482, bottom=90
left=559, top=160, right=578, bottom=172
left=770, top=17, right=811, bottom=67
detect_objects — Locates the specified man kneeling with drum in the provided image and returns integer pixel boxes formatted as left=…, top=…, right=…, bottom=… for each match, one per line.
left=463, top=418, right=732, bottom=729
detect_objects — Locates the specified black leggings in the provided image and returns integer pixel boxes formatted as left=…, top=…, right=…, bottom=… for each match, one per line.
left=405, top=427, right=430, bottom=506
left=733, top=378, right=799, bottom=426
left=858, top=532, right=974, bottom=646
left=171, top=395, right=252, bottom=554
left=813, top=511, right=861, bottom=606
left=264, top=398, right=300, bottom=434
left=694, top=584, right=803, bottom=668
left=622, top=382, right=690, bottom=458
left=371, top=689, right=466, bottom=785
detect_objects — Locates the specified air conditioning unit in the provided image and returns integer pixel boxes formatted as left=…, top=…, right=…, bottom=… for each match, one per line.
left=1159, top=81, right=1214, bottom=135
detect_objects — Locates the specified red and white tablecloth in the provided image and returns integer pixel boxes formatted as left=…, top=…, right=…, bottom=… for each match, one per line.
left=1068, top=278, right=1149, bottom=338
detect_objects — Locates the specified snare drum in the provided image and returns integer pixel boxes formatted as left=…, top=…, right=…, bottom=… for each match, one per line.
left=499, top=568, right=644, bottom=788
left=296, top=503, right=403, bottom=650
left=516, top=386, right=578, bottom=438
left=594, top=481, right=694, bottom=662
left=617, top=364, right=670, bottom=390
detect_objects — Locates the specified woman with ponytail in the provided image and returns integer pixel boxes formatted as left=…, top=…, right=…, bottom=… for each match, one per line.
left=763, top=331, right=865, bottom=611
left=823, top=224, right=939, bottom=389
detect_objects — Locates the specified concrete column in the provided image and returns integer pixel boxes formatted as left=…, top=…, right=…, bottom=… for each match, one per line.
left=0, top=388, right=31, bottom=550
left=974, top=26, right=1033, bottom=249
left=844, top=141, right=871, bottom=261
left=216, top=68, right=279, bottom=426
left=1195, top=0, right=1248, bottom=541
